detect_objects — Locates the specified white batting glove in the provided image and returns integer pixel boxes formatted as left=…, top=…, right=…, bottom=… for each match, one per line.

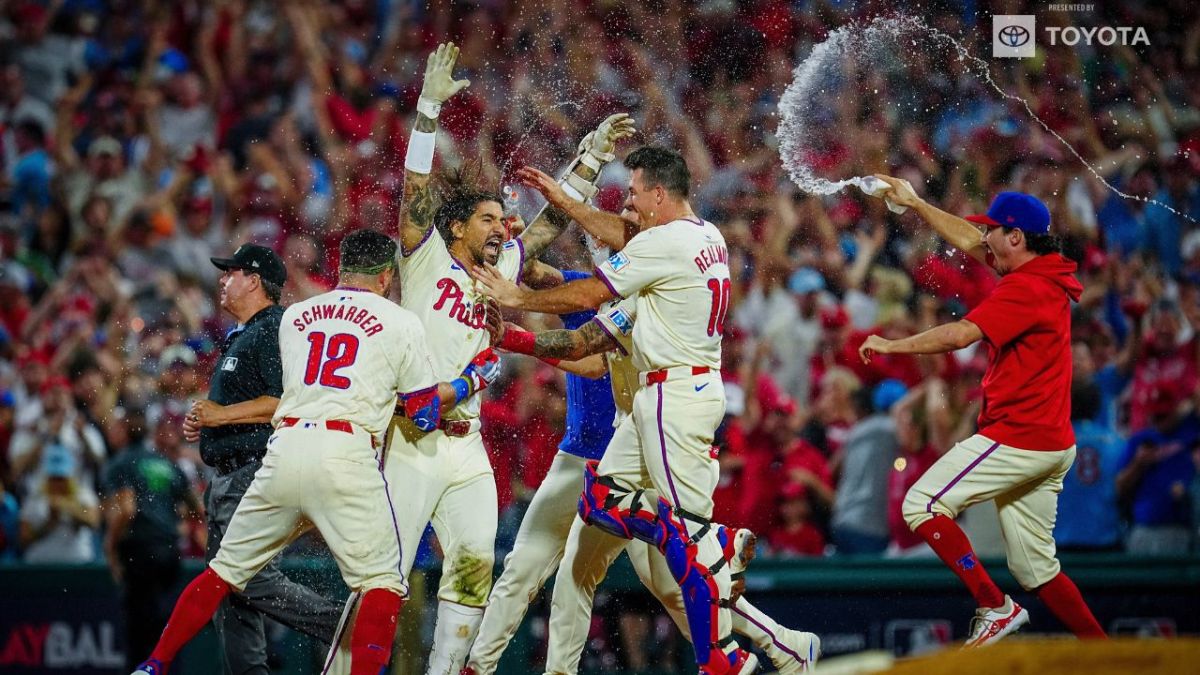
left=576, top=113, right=637, bottom=171
left=417, top=42, right=471, bottom=119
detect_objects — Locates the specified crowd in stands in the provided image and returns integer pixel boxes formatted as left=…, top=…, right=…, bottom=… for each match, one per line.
left=1, top=2, right=1200, bottom=663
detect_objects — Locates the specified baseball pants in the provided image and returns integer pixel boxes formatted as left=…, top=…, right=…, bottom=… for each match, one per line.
left=324, top=421, right=498, bottom=675
left=205, top=460, right=342, bottom=674
left=903, top=433, right=1076, bottom=590
left=208, top=424, right=407, bottom=598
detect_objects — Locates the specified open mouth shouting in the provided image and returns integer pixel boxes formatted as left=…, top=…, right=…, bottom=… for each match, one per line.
left=482, top=234, right=503, bottom=262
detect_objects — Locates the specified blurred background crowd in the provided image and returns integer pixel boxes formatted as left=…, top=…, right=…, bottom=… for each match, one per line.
left=1, top=0, right=1199, bottom=669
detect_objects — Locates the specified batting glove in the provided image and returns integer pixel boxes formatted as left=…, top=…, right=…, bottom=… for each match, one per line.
left=398, top=388, right=442, bottom=433
left=576, top=113, right=636, bottom=172
left=453, top=348, right=502, bottom=403
left=417, top=42, right=470, bottom=119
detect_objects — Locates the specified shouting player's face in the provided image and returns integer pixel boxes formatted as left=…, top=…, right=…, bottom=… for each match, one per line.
left=453, top=200, right=506, bottom=265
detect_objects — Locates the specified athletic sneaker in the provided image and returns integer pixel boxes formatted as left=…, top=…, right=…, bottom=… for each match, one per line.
left=130, top=659, right=168, bottom=675
left=964, top=595, right=1029, bottom=647
left=769, top=628, right=821, bottom=674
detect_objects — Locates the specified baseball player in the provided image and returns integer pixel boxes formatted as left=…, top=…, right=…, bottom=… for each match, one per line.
left=130, top=230, right=496, bottom=675
left=464, top=210, right=818, bottom=674
left=321, top=43, right=633, bottom=675
left=473, top=146, right=759, bottom=674
left=859, top=177, right=1107, bottom=645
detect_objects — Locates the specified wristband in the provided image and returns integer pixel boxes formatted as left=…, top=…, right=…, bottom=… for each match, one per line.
left=405, top=128, right=437, bottom=174
left=416, top=95, right=442, bottom=120
left=538, top=356, right=562, bottom=367
left=451, top=377, right=471, bottom=404
left=498, top=328, right=536, bottom=355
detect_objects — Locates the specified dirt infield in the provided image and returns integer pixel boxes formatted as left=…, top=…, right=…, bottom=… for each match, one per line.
left=877, top=638, right=1200, bottom=675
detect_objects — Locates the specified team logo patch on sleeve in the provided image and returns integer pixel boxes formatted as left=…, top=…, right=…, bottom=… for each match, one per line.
left=608, top=307, right=634, bottom=335
left=607, top=252, right=630, bottom=272
left=221, top=357, right=239, bottom=372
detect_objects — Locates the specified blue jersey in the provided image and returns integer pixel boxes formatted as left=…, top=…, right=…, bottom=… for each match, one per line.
left=558, top=270, right=617, bottom=461
left=1055, top=420, right=1124, bottom=548
left=1119, top=416, right=1199, bottom=527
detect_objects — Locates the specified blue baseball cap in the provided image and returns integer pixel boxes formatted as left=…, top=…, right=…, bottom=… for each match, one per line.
left=966, top=192, right=1051, bottom=235
left=872, top=379, right=908, bottom=413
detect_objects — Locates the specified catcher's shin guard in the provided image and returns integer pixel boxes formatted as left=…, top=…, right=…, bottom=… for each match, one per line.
left=655, top=500, right=754, bottom=673
left=577, top=460, right=666, bottom=546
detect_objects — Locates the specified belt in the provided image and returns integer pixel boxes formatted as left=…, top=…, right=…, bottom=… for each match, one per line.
left=278, top=417, right=378, bottom=448
left=640, top=365, right=711, bottom=386
left=440, top=418, right=481, bottom=437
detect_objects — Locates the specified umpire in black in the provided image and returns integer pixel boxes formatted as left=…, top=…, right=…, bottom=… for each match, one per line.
left=183, top=244, right=341, bottom=673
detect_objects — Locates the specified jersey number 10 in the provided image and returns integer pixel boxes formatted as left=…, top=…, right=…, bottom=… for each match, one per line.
left=706, top=278, right=731, bottom=337
left=304, top=332, right=360, bottom=389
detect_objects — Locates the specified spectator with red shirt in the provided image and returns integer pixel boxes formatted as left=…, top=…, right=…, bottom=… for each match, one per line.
left=766, top=482, right=825, bottom=558
left=861, top=180, right=1106, bottom=645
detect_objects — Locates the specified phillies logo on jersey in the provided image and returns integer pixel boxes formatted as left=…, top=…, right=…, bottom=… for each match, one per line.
left=432, top=278, right=487, bottom=329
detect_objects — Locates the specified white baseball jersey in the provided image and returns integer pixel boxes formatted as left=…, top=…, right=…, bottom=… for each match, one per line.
left=275, top=288, right=437, bottom=437
left=594, top=218, right=730, bottom=372
left=399, top=233, right=524, bottom=420
left=593, top=296, right=638, bottom=417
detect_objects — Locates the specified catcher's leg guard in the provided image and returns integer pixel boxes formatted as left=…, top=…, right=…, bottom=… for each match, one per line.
left=577, top=460, right=666, bottom=547
left=656, top=500, right=756, bottom=674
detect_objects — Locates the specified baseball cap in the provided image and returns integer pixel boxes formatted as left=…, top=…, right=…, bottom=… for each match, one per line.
left=965, top=192, right=1051, bottom=235
left=210, top=244, right=287, bottom=286
left=872, top=379, right=908, bottom=413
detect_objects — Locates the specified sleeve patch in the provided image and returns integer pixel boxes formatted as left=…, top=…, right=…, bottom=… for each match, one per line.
left=607, top=252, right=630, bottom=272
left=607, top=307, right=634, bottom=335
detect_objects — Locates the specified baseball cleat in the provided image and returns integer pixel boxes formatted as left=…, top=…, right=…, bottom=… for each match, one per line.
left=964, top=595, right=1029, bottom=647
left=769, top=629, right=821, bottom=674
left=130, top=658, right=168, bottom=674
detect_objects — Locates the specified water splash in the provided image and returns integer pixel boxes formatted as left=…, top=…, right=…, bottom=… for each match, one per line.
left=777, top=14, right=1195, bottom=223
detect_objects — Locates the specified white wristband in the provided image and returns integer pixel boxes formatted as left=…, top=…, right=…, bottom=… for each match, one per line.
left=405, top=128, right=437, bottom=174
left=416, top=96, right=442, bottom=120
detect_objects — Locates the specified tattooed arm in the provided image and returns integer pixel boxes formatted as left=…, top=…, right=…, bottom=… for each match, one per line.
left=400, top=111, right=439, bottom=254
left=532, top=321, right=620, bottom=361
left=399, top=43, right=470, bottom=254
left=516, top=161, right=598, bottom=261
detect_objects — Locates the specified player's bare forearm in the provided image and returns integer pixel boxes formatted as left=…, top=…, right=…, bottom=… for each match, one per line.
left=553, top=354, right=609, bottom=379
left=571, top=203, right=636, bottom=251
left=534, top=321, right=618, bottom=360
left=505, top=277, right=614, bottom=315
left=911, top=200, right=987, bottom=263
left=884, top=320, right=983, bottom=356
left=399, top=112, right=439, bottom=253
left=217, top=396, right=280, bottom=425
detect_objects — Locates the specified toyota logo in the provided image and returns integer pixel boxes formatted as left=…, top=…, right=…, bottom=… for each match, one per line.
left=998, top=25, right=1031, bottom=47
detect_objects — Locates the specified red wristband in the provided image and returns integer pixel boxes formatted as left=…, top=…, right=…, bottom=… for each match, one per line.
left=499, top=328, right=536, bottom=355
left=538, top=356, right=562, bottom=367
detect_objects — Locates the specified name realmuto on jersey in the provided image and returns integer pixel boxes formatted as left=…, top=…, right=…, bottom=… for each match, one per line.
left=694, top=244, right=729, bottom=273
left=292, top=302, right=385, bottom=337
left=432, top=277, right=487, bottom=329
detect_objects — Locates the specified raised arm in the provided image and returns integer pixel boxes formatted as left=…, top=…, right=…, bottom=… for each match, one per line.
left=873, top=174, right=987, bottom=263
left=399, top=43, right=470, bottom=254
left=516, top=166, right=635, bottom=251
left=516, top=113, right=638, bottom=256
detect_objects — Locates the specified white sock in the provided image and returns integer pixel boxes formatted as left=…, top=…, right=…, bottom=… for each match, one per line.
left=426, top=602, right=485, bottom=675
left=732, top=597, right=792, bottom=666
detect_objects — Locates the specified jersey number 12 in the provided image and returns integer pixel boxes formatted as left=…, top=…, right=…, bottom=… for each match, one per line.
left=706, top=278, right=731, bottom=337
left=303, top=332, right=360, bottom=389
